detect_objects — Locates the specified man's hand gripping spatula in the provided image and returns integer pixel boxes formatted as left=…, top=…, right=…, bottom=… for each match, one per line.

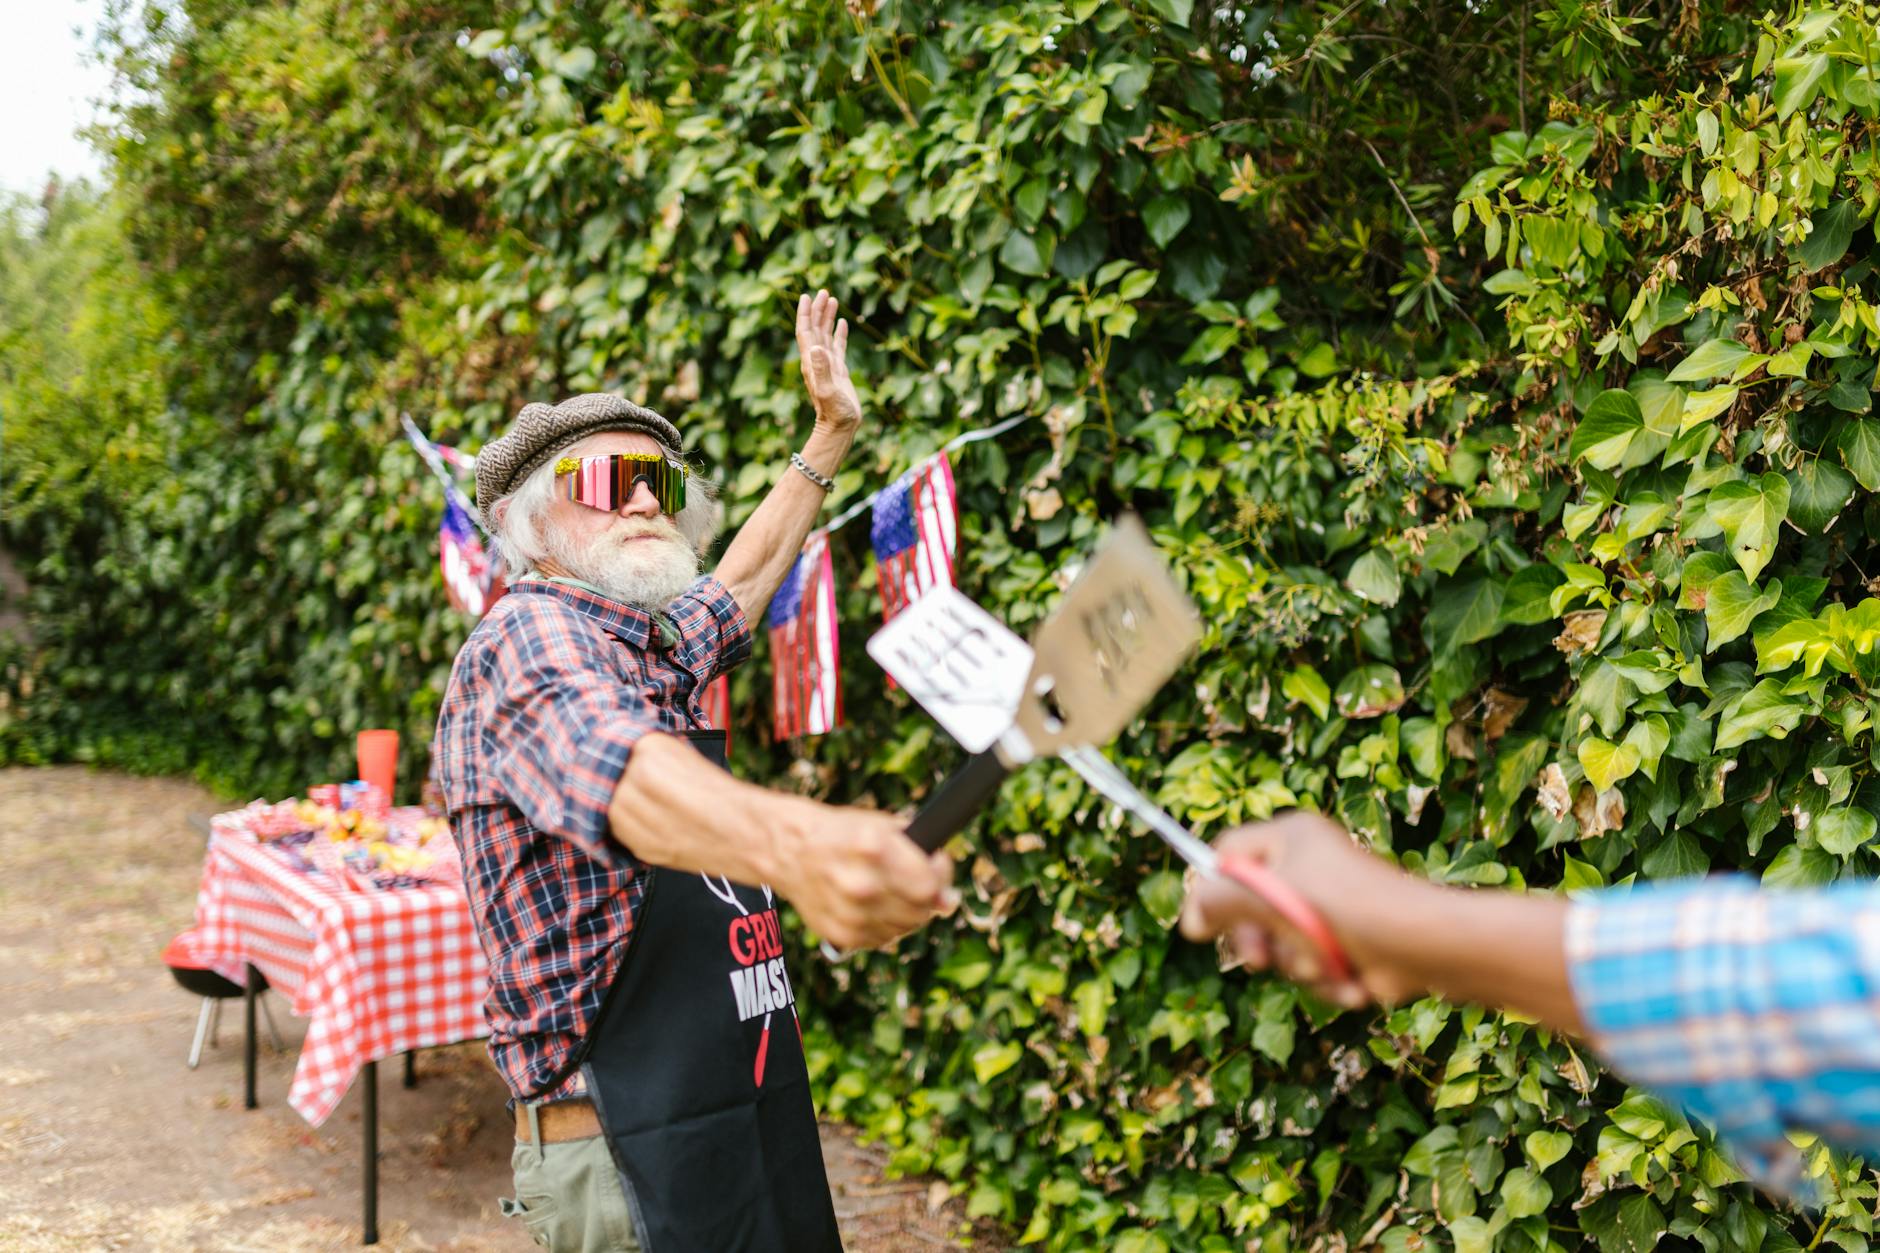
left=840, top=515, right=1352, bottom=983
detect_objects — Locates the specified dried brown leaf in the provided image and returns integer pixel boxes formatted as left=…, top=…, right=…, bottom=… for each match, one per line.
left=1554, top=609, right=1607, bottom=656
left=1482, top=688, right=1528, bottom=742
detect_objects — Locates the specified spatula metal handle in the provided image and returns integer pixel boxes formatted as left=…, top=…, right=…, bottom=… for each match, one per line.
left=905, top=749, right=1012, bottom=851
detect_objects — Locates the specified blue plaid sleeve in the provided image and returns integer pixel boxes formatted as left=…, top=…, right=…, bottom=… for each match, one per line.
left=481, top=598, right=659, bottom=865
left=1568, top=875, right=1880, bottom=1190
left=669, top=574, right=753, bottom=680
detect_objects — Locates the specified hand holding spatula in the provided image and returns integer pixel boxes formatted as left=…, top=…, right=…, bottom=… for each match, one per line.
left=850, top=515, right=1352, bottom=982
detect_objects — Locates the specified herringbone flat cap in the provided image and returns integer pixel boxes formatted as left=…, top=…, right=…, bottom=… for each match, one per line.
left=475, top=393, right=684, bottom=526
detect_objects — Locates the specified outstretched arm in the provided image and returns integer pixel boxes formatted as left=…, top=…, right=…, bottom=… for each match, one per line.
left=1177, top=812, right=1580, bottom=1029
left=1179, top=812, right=1880, bottom=1186
left=715, top=291, right=862, bottom=622
left=610, top=732, right=956, bottom=952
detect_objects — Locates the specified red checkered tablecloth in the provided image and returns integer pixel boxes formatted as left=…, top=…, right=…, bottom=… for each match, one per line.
left=189, top=807, right=491, bottom=1124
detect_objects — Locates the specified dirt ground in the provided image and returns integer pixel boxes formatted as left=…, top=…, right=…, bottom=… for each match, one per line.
left=0, top=766, right=1003, bottom=1251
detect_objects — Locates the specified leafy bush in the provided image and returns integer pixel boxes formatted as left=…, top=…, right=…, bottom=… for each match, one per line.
left=8, top=1, right=1880, bottom=1247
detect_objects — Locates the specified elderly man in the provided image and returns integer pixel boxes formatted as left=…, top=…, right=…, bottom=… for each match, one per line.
left=435, top=292, right=953, bottom=1253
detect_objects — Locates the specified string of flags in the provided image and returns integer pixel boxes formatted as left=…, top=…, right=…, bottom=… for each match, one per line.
left=403, top=411, right=1029, bottom=748
left=402, top=416, right=508, bottom=618
left=766, top=412, right=1027, bottom=741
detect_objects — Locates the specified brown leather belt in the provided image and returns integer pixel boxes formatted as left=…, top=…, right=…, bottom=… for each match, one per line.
left=515, top=1097, right=604, bottom=1144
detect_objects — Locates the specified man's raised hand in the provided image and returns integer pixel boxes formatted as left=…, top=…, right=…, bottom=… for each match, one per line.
left=796, top=290, right=861, bottom=433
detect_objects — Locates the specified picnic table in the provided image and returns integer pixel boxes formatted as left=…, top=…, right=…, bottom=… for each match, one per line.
left=186, top=802, right=491, bottom=1245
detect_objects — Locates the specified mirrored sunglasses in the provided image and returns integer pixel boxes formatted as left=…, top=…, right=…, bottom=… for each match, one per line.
left=554, top=452, right=689, bottom=515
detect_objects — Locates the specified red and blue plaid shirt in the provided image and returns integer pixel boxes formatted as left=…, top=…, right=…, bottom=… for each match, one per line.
left=434, top=576, right=751, bottom=1101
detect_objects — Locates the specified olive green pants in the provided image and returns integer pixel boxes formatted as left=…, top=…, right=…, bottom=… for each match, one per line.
left=501, top=1107, right=641, bottom=1252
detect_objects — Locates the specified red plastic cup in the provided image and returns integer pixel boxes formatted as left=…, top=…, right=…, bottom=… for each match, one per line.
left=356, top=730, right=400, bottom=804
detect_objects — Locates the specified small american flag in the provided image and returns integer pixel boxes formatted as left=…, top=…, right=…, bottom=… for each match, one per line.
left=440, top=496, right=505, bottom=617
left=768, top=532, right=841, bottom=739
left=871, top=452, right=958, bottom=621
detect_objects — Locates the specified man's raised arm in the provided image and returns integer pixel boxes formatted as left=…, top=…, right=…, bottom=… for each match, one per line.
left=715, top=291, right=862, bottom=622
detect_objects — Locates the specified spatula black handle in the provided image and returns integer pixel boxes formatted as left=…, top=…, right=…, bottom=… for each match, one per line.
left=905, top=749, right=1012, bottom=850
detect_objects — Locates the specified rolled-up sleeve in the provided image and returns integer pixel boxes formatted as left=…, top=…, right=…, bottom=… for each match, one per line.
left=482, top=604, right=659, bottom=864
left=1568, top=876, right=1880, bottom=1190
left=669, top=575, right=754, bottom=680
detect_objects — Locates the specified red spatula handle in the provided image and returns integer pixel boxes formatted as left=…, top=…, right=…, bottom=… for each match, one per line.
left=1214, top=852, right=1355, bottom=985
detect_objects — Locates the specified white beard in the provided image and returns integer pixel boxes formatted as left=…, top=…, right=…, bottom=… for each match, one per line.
left=544, top=519, right=701, bottom=611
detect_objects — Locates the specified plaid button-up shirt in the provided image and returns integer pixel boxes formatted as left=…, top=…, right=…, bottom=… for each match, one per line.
left=435, top=576, right=751, bottom=1101
left=1569, top=876, right=1880, bottom=1193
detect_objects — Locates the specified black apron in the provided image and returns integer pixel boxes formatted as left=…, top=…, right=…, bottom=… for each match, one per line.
left=559, top=730, right=842, bottom=1252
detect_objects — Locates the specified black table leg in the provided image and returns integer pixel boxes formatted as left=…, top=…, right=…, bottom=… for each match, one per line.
left=363, top=1059, right=378, bottom=1245
left=403, top=1050, right=417, bottom=1089
left=243, top=964, right=258, bottom=1110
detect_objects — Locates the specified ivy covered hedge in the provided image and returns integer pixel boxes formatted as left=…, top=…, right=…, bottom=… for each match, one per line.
left=9, top=1, right=1880, bottom=1248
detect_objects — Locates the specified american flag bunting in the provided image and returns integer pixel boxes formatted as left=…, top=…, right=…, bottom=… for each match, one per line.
left=870, top=452, right=958, bottom=622
left=440, top=495, right=505, bottom=617
left=767, top=532, right=841, bottom=739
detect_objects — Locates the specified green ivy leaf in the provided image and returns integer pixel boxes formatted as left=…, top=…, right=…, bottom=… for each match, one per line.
left=1579, top=738, right=1641, bottom=791
left=998, top=227, right=1056, bottom=276
left=1448, top=1216, right=1493, bottom=1253
left=1561, top=859, right=1608, bottom=898
left=1616, top=1192, right=1669, bottom=1250
left=1252, top=984, right=1297, bottom=1065
left=1578, top=659, right=1634, bottom=738
left=1623, top=715, right=1671, bottom=782
left=1706, top=473, right=1791, bottom=581
left=936, top=940, right=996, bottom=989
left=1527, top=1130, right=1573, bottom=1170
left=1282, top=664, right=1332, bottom=720
left=1404, top=1125, right=1460, bottom=1176
left=1668, top=339, right=1758, bottom=383
left=1296, top=341, right=1338, bottom=377
left=1815, top=807, right=1878, bottom=857
left=1569, top=389, right=1645, bottom=469
left=1752, top=577, right=1831, bottom=659
left=1500, top=1166, right=1553, bottom=1219
left=1677, top=550, right=1735, bottom=610
left=1403, top=717, right=1444, bottom=780
left=1681, top=385, right=1738, bottom=431
left=1072, top=977, right=1114, bottom=1036
left=1143, top=0, right=1194, bottom=25
left=1143, top=195, right=1192, bottom=248
left=972, top=1040, right=1023, bottom=1084
left=1641, top=830, right=1708, bottom=878
left=1704, top=572, right=1782, bottom=651
left=1334, top=664, right=1406, bottom=718
left=1430, top=577, right=1506, bottom=657
left=1764, top=843, right=1838, bottom=887
left=1787, top=459, right=1856, bottom=533
left=1346, top=548, right=1402, bottom=606
left=1841, top=420, right=1880, bottom=492
left=1715, top=678, right=1810, bottom=750
left=1773, top=52, right=1832, bottom=119
left=1138, top=869, right=1184, bottom=927
left=1632, top=378, right=1683, bottom=437
left=1501, top=564, right=1565, bottom=624
left=1757, top=616, right=1833, bottom=676
left=1610, top=1092, right=1672, bottom=1140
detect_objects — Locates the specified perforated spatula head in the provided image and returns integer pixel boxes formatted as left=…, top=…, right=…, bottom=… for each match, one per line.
left=1006, top=514, right=1202, bottom=762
